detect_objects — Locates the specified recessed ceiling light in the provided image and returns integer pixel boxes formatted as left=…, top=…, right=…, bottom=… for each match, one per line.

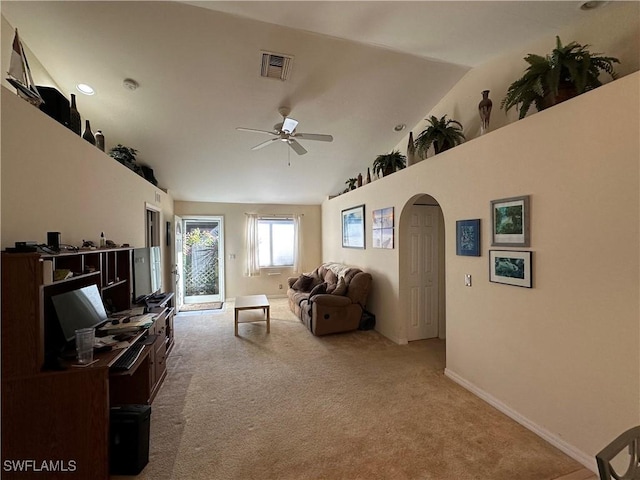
left=394, top=124, right=406, bottom=132
left=580, top=1, right=607, bottom=10
left=76, top=83, right=95, bottom=95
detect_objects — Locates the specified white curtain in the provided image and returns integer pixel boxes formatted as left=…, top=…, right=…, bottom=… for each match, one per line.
left=292, top=213, right=303, bottom=274
left=245, top=213, right=260, bottom=277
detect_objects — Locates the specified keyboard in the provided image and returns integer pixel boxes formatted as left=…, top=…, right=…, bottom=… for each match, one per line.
left=111, top=341, right=146, bottom=371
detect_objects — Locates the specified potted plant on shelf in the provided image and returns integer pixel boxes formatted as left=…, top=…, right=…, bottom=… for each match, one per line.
left=108, top=144, right=141, bottom=173
left=414, top=115, right=465, bottom=159
left=344, top=177, right=358, bottom=192
left=501, top=36, right=619, bottom=119
left=373, top=150, right=407, bottom=178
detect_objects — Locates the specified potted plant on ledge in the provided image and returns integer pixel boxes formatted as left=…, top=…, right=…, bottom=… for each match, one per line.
left=344, top=177, right=358, bottom=192
left=373, top=150, right=407, bottom=178
left=501, top=36, right=619, bottom=119
left=414, top=115, right=465, bottom=159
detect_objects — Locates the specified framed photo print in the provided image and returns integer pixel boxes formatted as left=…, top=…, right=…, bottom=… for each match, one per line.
left=489, top=250, right=532, bottom=288
left=491, top=195, right=530, bottom=246
left=456, top=219, right=480, bottom=256
left=372, top=207, right=394, bottom=249
left=342, top=204, right=365, bottom=249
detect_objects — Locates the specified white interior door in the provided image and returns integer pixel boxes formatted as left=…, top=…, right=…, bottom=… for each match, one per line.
left=407, top=205, right=439, bottom=341
left=173, top=215, right=184, bottom=310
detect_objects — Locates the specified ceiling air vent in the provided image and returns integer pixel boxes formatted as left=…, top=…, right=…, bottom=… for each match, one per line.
left=260, top=51, right=293, bottom=81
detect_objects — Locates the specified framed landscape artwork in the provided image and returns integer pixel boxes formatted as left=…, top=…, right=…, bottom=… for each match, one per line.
left=372, top=207, right=394, bottom=249
left=491, top=195, right=530, bottom=246
left=489, top=250, right=532, bottom=288
left=342, top=204, right=365, bottom=249
left=456, top=219, right=481, bottom=256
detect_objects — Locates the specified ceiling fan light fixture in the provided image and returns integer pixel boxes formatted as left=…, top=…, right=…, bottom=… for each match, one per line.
left=282, top=117, right=298, bottom=133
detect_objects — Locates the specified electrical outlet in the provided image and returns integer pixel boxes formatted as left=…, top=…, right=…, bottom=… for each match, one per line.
left=465, top=274, right=472, bottom=287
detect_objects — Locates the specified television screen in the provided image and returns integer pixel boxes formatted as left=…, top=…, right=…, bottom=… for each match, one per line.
left=51, top=284, right=108, bottom=342
left=133, top=246, right=162, bottom=301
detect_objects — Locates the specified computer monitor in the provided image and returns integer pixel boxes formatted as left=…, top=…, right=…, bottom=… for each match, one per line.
left=51, top=284, right=108, bottom=342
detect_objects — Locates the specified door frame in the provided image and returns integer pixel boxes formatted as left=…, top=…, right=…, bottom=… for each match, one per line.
left=399, top=194, right=446, bottom=344
left=180, top=216, right=225, bottom=304
left=173, top=215, right=184, bottom=311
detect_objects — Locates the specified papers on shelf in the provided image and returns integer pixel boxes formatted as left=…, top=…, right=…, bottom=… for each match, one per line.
left=98, top=313, right=155, bottom=334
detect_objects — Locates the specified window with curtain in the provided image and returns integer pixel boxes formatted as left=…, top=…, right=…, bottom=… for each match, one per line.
left=245, top=214, right=302, bottom=276
left=258, top=218, right=294, bottom=267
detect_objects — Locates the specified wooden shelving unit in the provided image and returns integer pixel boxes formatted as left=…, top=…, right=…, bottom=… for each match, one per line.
left=1, top=249, right=173, bottom=479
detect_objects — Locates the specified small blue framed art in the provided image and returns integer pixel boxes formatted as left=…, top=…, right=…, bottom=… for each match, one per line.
left=456, top=219, right=481, bottom=256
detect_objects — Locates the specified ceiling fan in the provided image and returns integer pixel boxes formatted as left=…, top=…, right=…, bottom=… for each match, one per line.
left=236, top=107, right=333, bottom=156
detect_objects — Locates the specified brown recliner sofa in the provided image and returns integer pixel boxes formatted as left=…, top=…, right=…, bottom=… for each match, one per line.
left=287, top=262, right=372, bottom=336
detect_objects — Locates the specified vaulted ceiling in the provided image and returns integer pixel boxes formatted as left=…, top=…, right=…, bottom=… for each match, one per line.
left=1, top=1, right=602, bottom=204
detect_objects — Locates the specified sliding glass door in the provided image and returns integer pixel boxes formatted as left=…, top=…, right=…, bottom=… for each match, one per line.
left=182, top=217, right=224, bottom=304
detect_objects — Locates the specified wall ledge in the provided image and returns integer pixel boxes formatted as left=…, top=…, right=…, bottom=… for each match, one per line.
left=444, top=368, right=597, bottom=473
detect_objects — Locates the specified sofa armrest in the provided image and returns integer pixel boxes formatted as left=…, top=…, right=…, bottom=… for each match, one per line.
left=311, top=294, right=351, bottom=307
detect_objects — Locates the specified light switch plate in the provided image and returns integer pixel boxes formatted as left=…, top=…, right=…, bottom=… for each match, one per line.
left=465, top=274, right=472, bottom=287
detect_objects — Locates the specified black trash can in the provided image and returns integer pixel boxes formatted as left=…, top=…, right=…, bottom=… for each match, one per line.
left=110, top=405, right=151, bottom=475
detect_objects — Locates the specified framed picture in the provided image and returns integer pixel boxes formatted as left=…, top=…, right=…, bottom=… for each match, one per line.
left=342, top=204, right=365, bottom=249
left=489, top=250, right=532, bottom=288
left=372, top=207, right=394, bottom=249
left=456, top=219, right=481, bottom=256
left=491, top=195, right=530, bottom=246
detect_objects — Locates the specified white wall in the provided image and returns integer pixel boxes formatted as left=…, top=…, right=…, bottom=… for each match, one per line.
left=1, top=87, right=175, bottom=291
left=322, top=7, right=639, bottom=465
left=322, top=72, right=639, bottom=468
left=174, top=201, right=321, bottom=299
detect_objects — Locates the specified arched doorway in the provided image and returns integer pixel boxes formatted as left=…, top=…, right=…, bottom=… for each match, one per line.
left=399, top=194, right=446, bottom=345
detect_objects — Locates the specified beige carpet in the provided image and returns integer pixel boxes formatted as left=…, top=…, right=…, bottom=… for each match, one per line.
left=113, top=299, right=584, bottom=480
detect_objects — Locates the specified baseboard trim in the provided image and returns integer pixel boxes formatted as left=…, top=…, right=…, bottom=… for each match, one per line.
left=444, top=368, right=597, bottom=473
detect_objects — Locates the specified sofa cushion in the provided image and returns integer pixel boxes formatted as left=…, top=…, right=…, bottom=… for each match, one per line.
left=292, top=274, right=314, bottom=292
left=308, top=282, right=327, bottom=298
left=331, top=277, right=348, bottom=296
left=326, top=283, right=337, bottom=294
left=324, top=270, right=338, bottom=285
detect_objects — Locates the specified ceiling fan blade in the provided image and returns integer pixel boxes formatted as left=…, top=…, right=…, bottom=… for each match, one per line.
left=288, top=139, right=307, bottom=155
left=251, top=138, right=279, bottom=150
left=294, top=133, right=333, bottom=142
left=236, top=127, right=277, bottom=136
left=281, top=117, right=299, bottom=134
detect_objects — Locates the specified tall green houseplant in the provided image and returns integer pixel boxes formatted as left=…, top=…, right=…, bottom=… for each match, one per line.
left=501, top=36, right=619, bottom=119
left=414, top=115, right=465, bottom=159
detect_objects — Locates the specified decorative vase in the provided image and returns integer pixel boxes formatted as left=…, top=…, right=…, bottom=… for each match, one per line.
left=82, top=120, right=96, bottom=145
left=366, top=168, right=371, bottom=184
left=478, top=90, right=492, bottom=135
left=357, top=173, right=363, bottom=187
left=95, top=130, right=105, bottom=151
left=407, top=131, right=417, bottom=166
left=69, top=93, right=81, bottom=135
